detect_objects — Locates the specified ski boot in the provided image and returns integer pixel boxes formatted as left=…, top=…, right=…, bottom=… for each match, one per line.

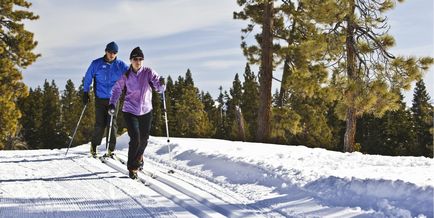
left=103, top=150, right=114, bottom=158
left=129, top=170, right=138, bottom=180
left=90, top=144, right=97, bottom=158
left=139, top=160, right=144, bottom=171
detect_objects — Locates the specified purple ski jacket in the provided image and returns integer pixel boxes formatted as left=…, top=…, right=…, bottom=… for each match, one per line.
left=109, top=66, right=164, bottom=116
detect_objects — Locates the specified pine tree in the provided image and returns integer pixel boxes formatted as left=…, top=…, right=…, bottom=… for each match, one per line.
left=173, top=70, right=213, bottom=137
left=164, top=76, right=176, bottom=137
left=18, top=87, right=43, bottom=149
left=215, top=86, right=229, bottom=139
left=0, top=0, right=40, bottom=149
left=228, top=74, right=246, bottom=140
left=411, top=80, right=433, bottom=157
left=235, top=0, right=275, bottom=142
left=356, top=113, right=385, bottom=154
left=201, top=91, right=219, bottom=136
left=40, top=80, right=68, bottom=149
left=77, top=79, right=95, bottom=145
left=383, top=93, right=415, bottom=156
left=288, top=94, right=335, bottom=149
left=61, top=80, right=82, bottom=146
left=151, top=90, right=164, bottom=136
left=357, top=93, right=415, bottom=156
left=235, top=1, right=333, bottom=144
left=326, top=102, right=346, bottom=151
left=240, top=64, right=259, bottom=141
left=304, top=0, right=434, bottom=152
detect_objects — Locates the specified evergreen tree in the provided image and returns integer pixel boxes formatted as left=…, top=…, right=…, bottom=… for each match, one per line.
left=288, top=94, right=334, bottom=149
left=356, top=113, right=386, bottom=154
left=40, top=80, right=68, bottom=149
left=240, top=63, right=259, bottom=141
left=228, top=74, right=246, bottom=140
left=77, top=79, right=95, bottom=145
left=357, top=93, right=415, bottom=156
left=235, top=0, right=275, bottom=142
left=215, top=86, right=229, bottom=139
left=151, top=90, right=164, bottom=136
left=61, top=80, right=82, bottom=146
left=235, top=1, right=332, bottom=144
left=18, top=87, right=43, bottom=149
left=411, top=80, right=433, bottom=157
left=304, top=0, right=434, bottom=152
left=0, top=0, right=40, bottom=149
left=164, top=76, right=176, bottom=137
left=326, top=102, right=346, bottom=151
left=185, top=69, right=194, bottom=86
left=383, top=93, right=415, bottom=156
left=173, top=70, right=213, bottom=137
left=201, top=91, right=219, bottom=136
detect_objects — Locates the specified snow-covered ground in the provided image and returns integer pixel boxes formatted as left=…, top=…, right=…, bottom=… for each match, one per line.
left=0, top=133, right=432, bottom=217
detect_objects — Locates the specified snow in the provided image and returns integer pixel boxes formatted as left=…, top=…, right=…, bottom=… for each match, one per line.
left=0, top=133, right=432, bottom=217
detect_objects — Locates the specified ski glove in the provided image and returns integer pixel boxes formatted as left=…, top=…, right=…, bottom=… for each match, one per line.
left=157, top=85, right=166, bottom=94
left=83, top=92, right=90, bottom=105
left=108, top=104, right=116, bottom=116
left=159, top=76, right=165, bottom=85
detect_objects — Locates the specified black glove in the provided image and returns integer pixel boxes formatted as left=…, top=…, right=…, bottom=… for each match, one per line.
left=108, top=104, right=116, bottom=116
left=82, top=92, right=90, bottom=105
left=159, top=76, right=165, bottom=85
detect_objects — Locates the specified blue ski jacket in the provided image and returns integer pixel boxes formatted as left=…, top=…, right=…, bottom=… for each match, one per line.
left=83, top=57, right=129, bottom=99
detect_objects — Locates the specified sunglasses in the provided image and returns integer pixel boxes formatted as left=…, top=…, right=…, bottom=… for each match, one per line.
left=132, top=57, right=144, bottom=61
left=107, top=51, right=117, bottom=54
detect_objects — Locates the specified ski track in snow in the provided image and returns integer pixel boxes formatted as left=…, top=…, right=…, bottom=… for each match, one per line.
left=0, top=134, right=432, bottom=218
left=0, top=150, right=175, bottom=217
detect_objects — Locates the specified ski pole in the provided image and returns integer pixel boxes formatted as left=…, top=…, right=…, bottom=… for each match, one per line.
left=162, top=91, right=174, bottom=174
left=105, top=111, right=115, bottom=156
left=65, top=104, right=87, bottom=156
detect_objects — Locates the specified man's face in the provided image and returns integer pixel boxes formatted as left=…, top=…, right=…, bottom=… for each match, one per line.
left=105, top=51, right=117, bottom=62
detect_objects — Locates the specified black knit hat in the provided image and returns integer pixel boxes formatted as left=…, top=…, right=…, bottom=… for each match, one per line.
left=130, top=47, right=144, bottom=59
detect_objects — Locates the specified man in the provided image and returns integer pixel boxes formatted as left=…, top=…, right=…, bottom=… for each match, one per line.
left=82, top=41, right=129, bottom=157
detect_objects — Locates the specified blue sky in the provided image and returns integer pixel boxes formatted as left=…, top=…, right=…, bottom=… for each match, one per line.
left=23, top=0, right=433, bottom=105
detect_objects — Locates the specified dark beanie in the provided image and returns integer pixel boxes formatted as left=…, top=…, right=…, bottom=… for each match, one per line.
left=105, top=41, right=118, bottom=53
left=130, top=47, right=144, bottom=59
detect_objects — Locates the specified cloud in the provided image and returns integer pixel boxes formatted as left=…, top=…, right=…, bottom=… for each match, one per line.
left=27, top=0, right=239, bottom=51
left=156, top=48, right=242, bottom=62
left=201, top=60, right=244, bottom=70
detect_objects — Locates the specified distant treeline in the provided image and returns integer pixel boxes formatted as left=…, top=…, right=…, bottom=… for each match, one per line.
left=10, top=65, right=433, bottom=157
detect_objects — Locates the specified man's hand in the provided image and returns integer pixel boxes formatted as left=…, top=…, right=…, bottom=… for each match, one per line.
left=82, top=92, right=90, bottom=105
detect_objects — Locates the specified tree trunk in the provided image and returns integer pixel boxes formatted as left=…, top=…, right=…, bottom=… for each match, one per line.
left=344, top=107, right=356, bottom=152
left=235, top=106, right=246, bottom=141
left=278, top=56, right=291, bottom=107
left=343, top=1, right=357, bottom=152
left=257, top=0, right=274, bottom=142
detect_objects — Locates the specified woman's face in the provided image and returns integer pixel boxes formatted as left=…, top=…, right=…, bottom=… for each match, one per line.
left=130, top=57, right=143, bottom=71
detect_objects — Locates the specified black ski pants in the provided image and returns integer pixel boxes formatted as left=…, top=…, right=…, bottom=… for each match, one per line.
left=91, top=98, right=118, bottom=151
left=123, top=111, right=153, bottom=171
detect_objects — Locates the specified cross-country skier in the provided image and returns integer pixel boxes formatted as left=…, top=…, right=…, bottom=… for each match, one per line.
left=108, top=46, right=165, bottom=179
left=82, top=41, right=129, bottom=158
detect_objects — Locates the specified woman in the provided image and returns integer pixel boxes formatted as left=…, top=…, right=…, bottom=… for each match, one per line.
left=109, top=46, right=165, bottom=179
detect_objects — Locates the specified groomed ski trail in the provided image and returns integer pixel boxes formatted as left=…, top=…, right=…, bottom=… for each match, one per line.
left=0, top=150, right=181, bottom=217
left=110, top=153, right=273, bottom=217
